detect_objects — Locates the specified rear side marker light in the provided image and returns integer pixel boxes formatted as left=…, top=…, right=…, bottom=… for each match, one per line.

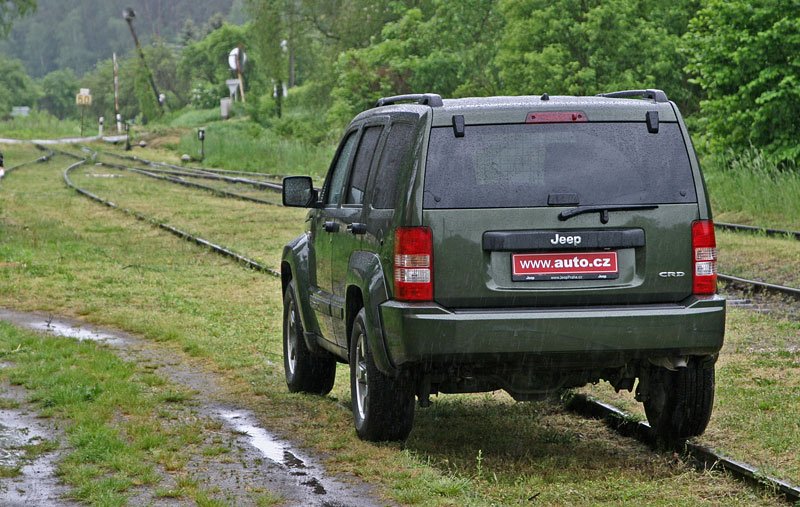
left=394, top=227, right=433, bottom=301
left=692, top=220, right=718, bottom=295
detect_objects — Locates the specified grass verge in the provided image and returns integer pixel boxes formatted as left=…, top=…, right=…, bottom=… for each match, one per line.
left=716, top=230, right=800, bottom=288
left=704, top=149, right=800, bottom=230
left=0, top=113, right=82, bottom=140
left=174, top=119, right=335, bottom=178
left=0, top=323, right=225, bottom=505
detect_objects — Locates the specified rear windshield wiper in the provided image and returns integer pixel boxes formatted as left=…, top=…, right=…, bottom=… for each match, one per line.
left=558, top=204, right=659, bottom=223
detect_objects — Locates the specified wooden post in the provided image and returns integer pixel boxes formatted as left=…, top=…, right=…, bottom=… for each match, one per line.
left=236, top=44, right=246, bottom=103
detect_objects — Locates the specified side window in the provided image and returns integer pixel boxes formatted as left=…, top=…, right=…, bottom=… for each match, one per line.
left=345, top=126, right=383, bottom=205
left=324, top=130, right=358, bottom=206
left=372, top=122, right=416, bottom=209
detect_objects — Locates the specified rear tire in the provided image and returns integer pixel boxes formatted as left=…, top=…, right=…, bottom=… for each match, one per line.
left=283, top=281, right=336, bottom=395
left=643, top=357, right=715, bottom=440
left=349, top=309, right=415, bottom=442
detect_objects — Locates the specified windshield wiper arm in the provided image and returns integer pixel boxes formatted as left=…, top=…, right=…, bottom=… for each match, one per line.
left=558, top=204, right=659, bottom=223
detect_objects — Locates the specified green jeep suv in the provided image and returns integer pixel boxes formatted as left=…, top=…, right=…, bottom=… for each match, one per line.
left=281, top=90, right=725, bottom=442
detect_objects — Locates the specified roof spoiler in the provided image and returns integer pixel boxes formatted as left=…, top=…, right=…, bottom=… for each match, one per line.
left=596, top=89, right=669, bottom=103
left=374, top=93, right=443, bottom=108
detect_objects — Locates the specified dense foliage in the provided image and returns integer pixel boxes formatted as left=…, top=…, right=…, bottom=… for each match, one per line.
left=685, top=0, right=800, bottom=163
left=0, top=0, right=797, bottom=164
left=496, top=0, right=701, bottom=112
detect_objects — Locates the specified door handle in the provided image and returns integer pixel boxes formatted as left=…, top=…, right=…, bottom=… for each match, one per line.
left=347, top=223, right=367, bottom=235
left=323, top=221, right=339, bottom=233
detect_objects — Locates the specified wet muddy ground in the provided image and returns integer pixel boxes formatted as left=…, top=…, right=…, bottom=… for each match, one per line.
left=0, top=373, right=77, bottom=506
left=0, top=308, right=389, bottom=506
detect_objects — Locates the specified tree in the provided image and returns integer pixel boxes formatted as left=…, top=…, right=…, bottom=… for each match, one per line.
left=0, top=55, right=39, bottom=115
left=495, top=0, right=700, bottom=113
left=38, top=68, right=79, bottom=119
left=685, top=0, right=800, bottom=163
left=327, top=0, right=502, bottom=125
left=179, top=22, right=260, bottom=104
left=0, top=0, right=35, bottom=37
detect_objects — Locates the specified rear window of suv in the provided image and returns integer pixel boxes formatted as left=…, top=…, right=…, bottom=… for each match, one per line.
left=423, top=122, right=696, bottom=209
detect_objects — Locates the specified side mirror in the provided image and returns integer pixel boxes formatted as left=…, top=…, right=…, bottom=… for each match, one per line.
left=282, top=176, right=317, bottom=207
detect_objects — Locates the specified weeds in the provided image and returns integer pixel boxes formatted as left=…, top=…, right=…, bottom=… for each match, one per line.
left=704, top=148, right=800, bottom=229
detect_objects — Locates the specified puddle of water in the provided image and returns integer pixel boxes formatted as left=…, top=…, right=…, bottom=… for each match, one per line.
left=219, top=410, right=327, bottom=495
left=0, top=422, right=29, bottom=467
left=220, top=410, right=305, bottom=466
left=28, top=321, right=125, bottom=345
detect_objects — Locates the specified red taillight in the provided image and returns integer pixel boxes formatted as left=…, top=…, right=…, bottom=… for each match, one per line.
left=526, top=111, right=588, bottom=123
left=394, top=226, right=433, bottom=301
left=692, top=220, right=717, bottom=295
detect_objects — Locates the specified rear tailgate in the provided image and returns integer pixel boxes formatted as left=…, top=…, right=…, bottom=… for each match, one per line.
left=424, top=205, right=696, bottom=308
left=421, top=120, right=699, bottom=309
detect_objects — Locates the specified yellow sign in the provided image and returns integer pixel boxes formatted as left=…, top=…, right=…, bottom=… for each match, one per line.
left=76, top=93, right=92, bottom=106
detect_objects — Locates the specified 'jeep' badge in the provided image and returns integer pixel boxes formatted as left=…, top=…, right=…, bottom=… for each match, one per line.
left=550, top=233, right=582, bottom=246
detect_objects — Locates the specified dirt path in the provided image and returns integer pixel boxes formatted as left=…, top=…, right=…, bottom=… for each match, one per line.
left=0, top=308, right=389, bottom=506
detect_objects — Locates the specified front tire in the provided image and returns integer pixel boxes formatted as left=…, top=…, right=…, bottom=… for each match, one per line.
left=349, top=309, right=415, bottom=442
left=283, top=280, right=336, bottom=395
left=642, top=357, right=715, bottom=440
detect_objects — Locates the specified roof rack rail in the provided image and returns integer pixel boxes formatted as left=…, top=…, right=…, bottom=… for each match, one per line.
left=596, top=89, right=669, bottom=103
left=374, top=93, right=443, bottom=108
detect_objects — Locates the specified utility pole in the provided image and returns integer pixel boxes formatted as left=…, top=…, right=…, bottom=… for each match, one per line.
left=123, top=7, right=164, bottom=114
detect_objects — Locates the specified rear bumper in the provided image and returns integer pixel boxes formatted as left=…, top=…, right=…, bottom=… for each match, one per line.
left=379, top=296, right=725, bottom=369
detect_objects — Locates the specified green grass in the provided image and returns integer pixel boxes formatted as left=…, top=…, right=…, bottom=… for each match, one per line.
left=0, top=150, right=784, bottom=505
left=175, top=119, right=335, bottom=179
left=716, top=230, right=800, bottom=287
left=0, top=323, right=159, bottom=505
left=0, top=112, right=83, bottom=139
left=704, top=149, right=800, bottom=230
left=163, top=107, right=225, bottom=128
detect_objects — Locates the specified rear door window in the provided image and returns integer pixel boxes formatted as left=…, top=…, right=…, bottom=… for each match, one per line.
left=346, top=126, right=383, bottom=205
left=372, top=122, right=417, bottom=209
left=423, top=122, right=696, bottom=209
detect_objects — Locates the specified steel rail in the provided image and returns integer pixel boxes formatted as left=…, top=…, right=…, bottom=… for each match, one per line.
left=716, top=222, right=800, bottom=241
left=718, top=273, right=800, bottom=300
left=95, top=160, right=280, bottom=206
left=99, top=149, right=286, bottom=180
left=87, top=148, right=284, bottom=191
left=98, top=164, right=283, bottom=191
left=62, top=157, right=279, bottom=278
left=0, top=151, right=53, bottom=179
left=565, top=394, right=800, bottom=504
left=53, top=145, right=800, bottom=302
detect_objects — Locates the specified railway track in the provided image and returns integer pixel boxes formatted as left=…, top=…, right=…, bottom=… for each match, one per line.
left=58, top=148, right=800, bottom=302
left=10, top=149, right=799, bottom=503
left=716, top=221, right=800, bottom=241
left=61, top=157, right=279, bottom=277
